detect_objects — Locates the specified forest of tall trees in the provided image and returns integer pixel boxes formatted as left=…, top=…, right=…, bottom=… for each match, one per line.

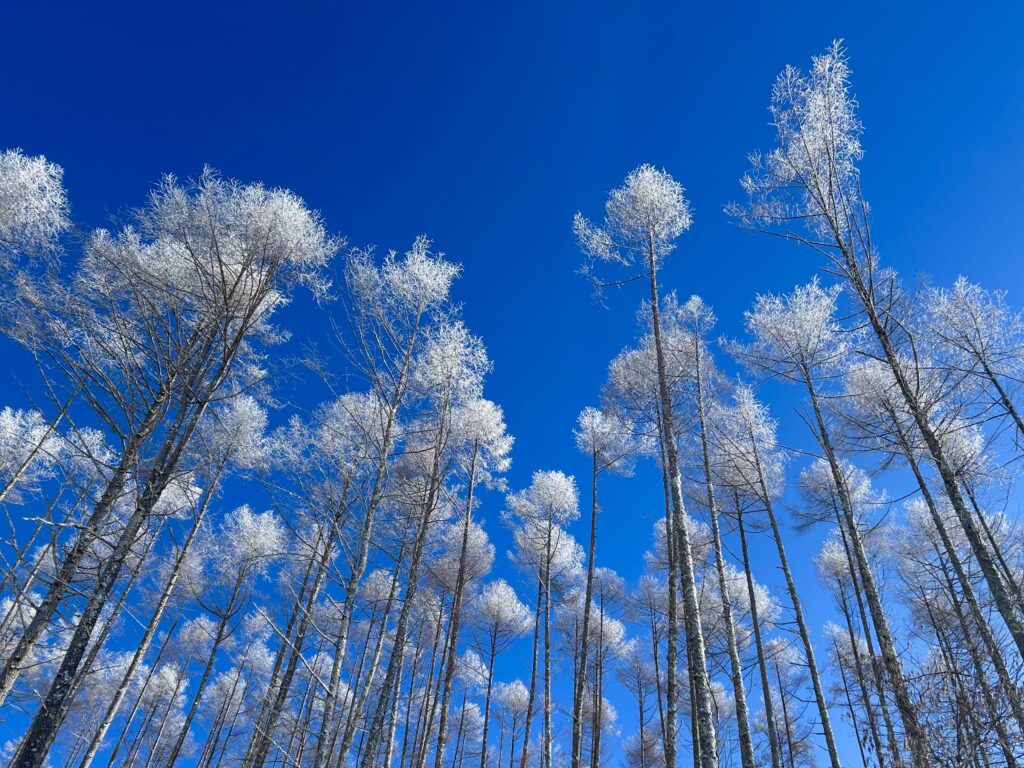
left=2, top=41, right=1024, bottom=768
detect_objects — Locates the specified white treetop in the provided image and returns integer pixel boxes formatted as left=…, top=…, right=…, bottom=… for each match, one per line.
left=473, top=579, right=533, bottom=639
left=575, top=164, right=692, bottom=271
left=574, top=407, right=635, bottom=475
left=925, top=276, right=1024, bottom=377
left=0, top=148, right=70, bottom=256
left=731, top=40, right=862, bottom=241
left=733, top=277, right=848, bottom=381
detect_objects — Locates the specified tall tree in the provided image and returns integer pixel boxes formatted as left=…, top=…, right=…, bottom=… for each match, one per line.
left=9, top=170, right=338, bottom=768
left=576, top=165, right=718, bottom=767
left=570, top=406, right=633, bottom=768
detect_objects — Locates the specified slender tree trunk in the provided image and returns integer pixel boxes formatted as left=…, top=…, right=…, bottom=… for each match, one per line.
left=572, top=450, right=600, bottom=768
left=746, top=420, right=842, bottom=768
left=645, top=250, right=716, bottom=767
left=105, top=611, right=182, bottom=768
left=593, top=607, right=607, bottom=768
left=647, top=600, right=667, bottom=758
left=383, top=646, right=405, bottom=768
left=479, top=644, right=497, bottom=768
left=834, top=580, right=887, bottom=768
left=413, top=594, right=450, bottom=768
left=245, top=505, right=342, bottom=768
left=338, top=555, right=405, bottom=764
left=542, top=522, right=553, bottom=768
left=508, top=716, right=519, bottom=768
left=831, top=636, right=870, bottom=768
left=141, top=655, right=191, bottom=768
left=736, top=503, right=782, bottom=768
left=400, top=643, right=425, bottom=768
left=692, top=353, right=756, bottom=768
left=518, top=579, right=542, bottom=768
left=774, top=662, right=796, bottom=768
left=242, top=550, right=319, bottom=767
left=433, top=444, right=479, bottom=768
left=361, top=457, right=446, bottom=768
left=164, top=576, right=242, bottom=768
left=654, top=429, right=680, bottom=766
left=833, top=504, right=902, bottom=767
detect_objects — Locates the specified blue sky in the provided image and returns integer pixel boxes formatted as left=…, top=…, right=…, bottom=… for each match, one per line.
left=4, top=1, right=1024, bottom=763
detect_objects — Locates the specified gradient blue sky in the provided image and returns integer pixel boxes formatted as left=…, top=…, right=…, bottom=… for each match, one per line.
left=4, top=2, right=1024, bottom=764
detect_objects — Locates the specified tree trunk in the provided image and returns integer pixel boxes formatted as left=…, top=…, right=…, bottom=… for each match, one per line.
left=833, top=504, right=903, bottom=767
left=244, top=507, right=341, bottom=768
left=337, top=554, right=404, bottom=764
left=518, top=578, right=542, bottom=768
left=646, top=250, right=716, bottom=767
left=572, top=450, right=600, bottom=768
left=361, top=464, right=444, bottom=768
left=164, top=577, right=242, bottom=768
left=433, top=444, right=479, bottom=768
left=692, top=351, right=756, bottom=768
left=479, top=644, right=497, bottom=768
left=831, top=636, right=870, bottom=768
left=736, top=502, right=782, bottom=768
left=834, top=580, right=887, bottom=768
left=542, top=523, right=553, bottom=768
left=747, top=419, right=842, bottom=768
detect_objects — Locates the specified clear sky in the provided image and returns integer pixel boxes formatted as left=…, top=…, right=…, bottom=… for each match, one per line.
left=4, top=2, right=1024, bottom=764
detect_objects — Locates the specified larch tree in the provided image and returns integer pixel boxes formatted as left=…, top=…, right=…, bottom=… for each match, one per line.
left=505, top=469, right=582, bottom=768
left=312, top=238, right=460, bottom=768
left=575, top=165, right=718, bottom=768
left=730, top=42, right=1024, bottom=765
left=728, top=276, right=922, bottom=766
left=8, top=170, right=338, bottom=768
left=469, top=578, right=533, bottom=768
left=570, top=405, right=634, bottom=768
left=431, top=397, right=512, bottom=768
left=711, top=385, right=843, bottom=768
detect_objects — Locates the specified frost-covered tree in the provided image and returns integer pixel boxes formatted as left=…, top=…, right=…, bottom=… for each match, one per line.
left=712, top=385, right=842, bottom=768
left=570, top=406, right=633, bottom=767
left=730, top=42, right=1021, bottom=766
left=576, top=165, right=717, bottom=768
left=312, top=237, right=460, bottom=768
left=8, top=169, right=338, bottom=768
left=505, top=469, right=582, bottom=768
left=431, top=398, right=511, bottom=768
left=728, top=275, right=922, bottom=767
left=470, top=579, right=532, bottom=768
left=0, top=148, right=70, bottom=262
left=924, top=276, right=1024, bottom=438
